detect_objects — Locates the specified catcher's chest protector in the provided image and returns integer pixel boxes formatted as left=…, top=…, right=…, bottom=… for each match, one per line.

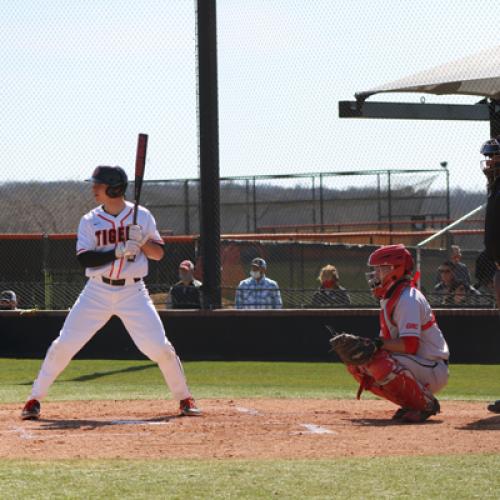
left=379, top=281, right=408, bottom=339
left=380, top=282, right=437, bottom=340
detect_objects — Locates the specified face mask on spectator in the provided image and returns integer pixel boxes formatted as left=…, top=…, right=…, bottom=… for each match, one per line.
left=322, top=279, right=335, bottom=288
left=179, top=271, right=193, bottom=282
left=250, top=270, right=261, bottom=279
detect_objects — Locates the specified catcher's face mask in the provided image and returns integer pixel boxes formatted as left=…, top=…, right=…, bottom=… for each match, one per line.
left=366, top=265, right=395, bottom=299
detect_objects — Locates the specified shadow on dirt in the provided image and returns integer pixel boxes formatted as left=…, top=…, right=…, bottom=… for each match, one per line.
left=457, top=415, right=500, bottom=431
left=36, top=414, right=182, bottom=431
left=348, top=418, right=442, bottom=426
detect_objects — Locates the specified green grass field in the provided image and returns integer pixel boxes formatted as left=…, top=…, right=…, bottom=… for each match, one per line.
left=1, top=358, right=499, bottom=403
left=0, top=455, right=499, bottom=499
left=1, top=359, right=499, bottom=498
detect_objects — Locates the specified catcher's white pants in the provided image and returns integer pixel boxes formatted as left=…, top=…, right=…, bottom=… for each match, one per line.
left=29, top=278, right=191, bottom=401
left=392, top=354, right=449, bottom=394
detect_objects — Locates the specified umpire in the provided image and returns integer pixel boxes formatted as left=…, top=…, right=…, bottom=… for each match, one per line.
left=480, top=138, right=500, bottom=414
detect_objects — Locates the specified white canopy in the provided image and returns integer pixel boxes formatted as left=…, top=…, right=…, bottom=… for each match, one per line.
left=357, top=45, right=500, bottom=101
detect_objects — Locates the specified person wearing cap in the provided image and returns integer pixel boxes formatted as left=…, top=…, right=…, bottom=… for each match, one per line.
left=235, top=258, right=282, bottom=309
left=0, top=290, right=18, bottom=310
left=168, top=260, right=202, bottom=309
left=480, top=137, right=500, bottom=414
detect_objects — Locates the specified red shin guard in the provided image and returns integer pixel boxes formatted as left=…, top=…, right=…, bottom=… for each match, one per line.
left=347, top=351, right=434, bottom=411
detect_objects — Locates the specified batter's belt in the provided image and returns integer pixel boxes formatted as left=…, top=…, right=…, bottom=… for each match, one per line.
left=101, top=277, right=142, bottom=286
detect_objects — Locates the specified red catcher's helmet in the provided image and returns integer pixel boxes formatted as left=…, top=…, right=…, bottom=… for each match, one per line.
left=366, top=244, right=414, bottom=299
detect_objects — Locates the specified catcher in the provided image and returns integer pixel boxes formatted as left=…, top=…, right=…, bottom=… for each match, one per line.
left=330, top=244, right=449, bottom=423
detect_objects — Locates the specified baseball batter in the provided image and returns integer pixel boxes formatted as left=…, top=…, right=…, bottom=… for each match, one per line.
left=21, top=166, right=201, bottom=419
left=333, top=244, right=449, bottom=423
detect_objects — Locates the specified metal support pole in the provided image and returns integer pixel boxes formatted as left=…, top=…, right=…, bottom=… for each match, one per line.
left=445, top=167, right=451, bottom=222
left=319, top=173, right=324, bottom=230
left=445, top=165, right=451, bottom=248
left=184, top=180, right=190, bottom=234
left=42, top=233, right=52, bottom=309
left=387, top=171, right=393, bottom=243
left=252, top=176, right=257, bottom=232
left=376, top=173, right=382, bottom=228
left=311, top=175, right=317, bottom=226
left=416, top=246, right=422, bottom=289
left=197, top=0, right=221, bottom=309
left=245, top=179, right=251, bottom=232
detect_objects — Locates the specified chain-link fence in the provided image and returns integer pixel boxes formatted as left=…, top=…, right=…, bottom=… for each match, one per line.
left=416, top=205, right=495, bottom=309
left=0, top=2, right=496, bottom=310
left=1, top=230, right=493, bottom=310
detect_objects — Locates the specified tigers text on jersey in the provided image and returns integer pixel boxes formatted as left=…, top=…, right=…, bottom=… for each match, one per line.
left=76, top=201, right=164, bottom=280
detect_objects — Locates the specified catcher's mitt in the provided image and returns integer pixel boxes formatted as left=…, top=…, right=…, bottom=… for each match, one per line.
left=329, top=332, right=383, bottom=366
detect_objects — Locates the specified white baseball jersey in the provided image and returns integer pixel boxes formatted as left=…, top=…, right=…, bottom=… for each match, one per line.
left=380, top=286, right=449, bottom=361
left=76, top=201, right=164, bottom=279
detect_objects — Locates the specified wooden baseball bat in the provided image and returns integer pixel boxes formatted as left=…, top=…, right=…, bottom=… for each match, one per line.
left=128, top=133, right=148, bottom=261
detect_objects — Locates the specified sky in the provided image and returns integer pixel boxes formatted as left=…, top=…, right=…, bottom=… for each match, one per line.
left=0, top=0, right=497, bottom=191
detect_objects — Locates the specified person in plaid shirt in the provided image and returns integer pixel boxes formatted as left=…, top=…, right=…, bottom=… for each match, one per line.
left=235, top=258, right=283, bottom=309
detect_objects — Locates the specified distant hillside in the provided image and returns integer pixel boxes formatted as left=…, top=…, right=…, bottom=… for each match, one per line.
left=0, top=180, right=485, bottom=235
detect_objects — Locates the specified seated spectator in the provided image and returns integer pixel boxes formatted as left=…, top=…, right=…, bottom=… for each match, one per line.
left=434, top=261, right=457, bottom=304
left=311, top=265, right=351, bottom=307
left=235, top=257, right=282, bottom=309
left=450, top=245, right=471, bottom=286
left=434, top=245, right=471, bottom=286
left=0, top=290, right=17, bottom=310
left=446, top=280, right=481, bottom=307
left=435, top=263, right=481, bottom=306
left=168, top=260, right=202, bottom=309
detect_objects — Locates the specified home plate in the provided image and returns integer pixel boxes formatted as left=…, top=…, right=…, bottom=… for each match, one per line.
left=301, top=424, right=336, bottom=435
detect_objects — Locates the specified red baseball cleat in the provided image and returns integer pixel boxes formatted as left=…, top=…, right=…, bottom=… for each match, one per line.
left=392, top=398, right=440, bottom=423
left=179, top=397, right=202, bottom=416
left=21, top=399, right=41, bottom=420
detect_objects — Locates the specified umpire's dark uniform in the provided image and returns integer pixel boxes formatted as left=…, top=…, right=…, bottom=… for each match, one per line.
left=483, top=158, right=500, bottom=306
left=481, top=138, right=500, bottom=414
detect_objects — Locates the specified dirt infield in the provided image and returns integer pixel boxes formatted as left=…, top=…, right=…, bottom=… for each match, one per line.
left=1, top=399, right=499, bottom=459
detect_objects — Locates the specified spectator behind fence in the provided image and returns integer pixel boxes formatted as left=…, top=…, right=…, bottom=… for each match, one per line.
left=0, top=290, right=17, bottom=310
left=235, top=257, right=282, bottom=309
left=434, top=263, right=481, bottom=306
left=434, top=245, right=471, bottom=286
left=449, top=245, right=471, bottom=286
left=168, top=260, right=202, bottom=309
left=434, top=261, right=458, bottom=304
left=445, top=280, right=481, bottom=307
left=311, top=265, right=351, bottom=307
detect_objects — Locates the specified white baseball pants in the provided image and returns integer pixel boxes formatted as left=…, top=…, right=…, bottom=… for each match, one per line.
left=30, top=278, right=191, bottom=401
left=393, top=354, right=449, bottom=394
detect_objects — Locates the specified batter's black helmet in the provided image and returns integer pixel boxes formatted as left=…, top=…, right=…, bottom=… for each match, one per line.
left=87, top=166, right=128, bottom=198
